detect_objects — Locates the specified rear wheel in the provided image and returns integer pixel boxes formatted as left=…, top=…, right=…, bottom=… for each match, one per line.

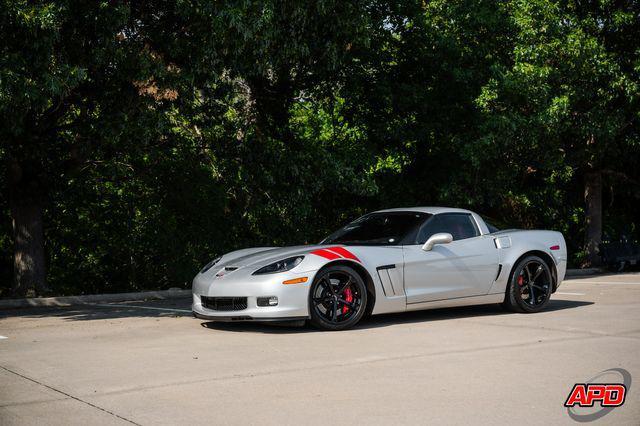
left=503, top=255, right=553, bottom=313
left=309, top=265, right=367, bottom=331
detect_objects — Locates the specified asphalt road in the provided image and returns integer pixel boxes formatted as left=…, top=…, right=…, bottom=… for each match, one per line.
left=1, top=273, right=639, bottom=425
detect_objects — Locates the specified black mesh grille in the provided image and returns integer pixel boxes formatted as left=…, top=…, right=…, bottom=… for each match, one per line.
left=201, top=296, right=248, bottom=311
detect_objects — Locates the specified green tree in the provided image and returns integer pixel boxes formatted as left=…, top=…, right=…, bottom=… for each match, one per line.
left=3, top=0, right=639, bottom=298
left=0, top=1, right=176, bottom=295
left=475, top=0, right=640, bottom=265
left=340, top=0, right=513, bottom=209
left=149, top=0, right=379, bottom=239
left=0, top=1, right=377, bottom=296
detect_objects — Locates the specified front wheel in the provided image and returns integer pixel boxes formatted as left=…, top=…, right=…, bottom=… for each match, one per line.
left=503, top=255, right=553, bottom=313
left=309, top=265, right=367, bottom=331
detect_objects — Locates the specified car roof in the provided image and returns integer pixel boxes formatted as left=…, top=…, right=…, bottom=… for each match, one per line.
left=372, top=206, right=474, bottom=215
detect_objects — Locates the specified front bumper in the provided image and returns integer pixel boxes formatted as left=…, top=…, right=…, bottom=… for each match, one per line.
left=193, top=312, right=308, bottom=322
left=191, top=270, right=314, bottom=320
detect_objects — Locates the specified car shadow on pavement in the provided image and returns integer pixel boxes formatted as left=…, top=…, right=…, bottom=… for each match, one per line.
left=0, top=298, right=592, bottom=331
left=358, top=299, right=593, bottom=330
left=199, top=299, right=594, bottom=334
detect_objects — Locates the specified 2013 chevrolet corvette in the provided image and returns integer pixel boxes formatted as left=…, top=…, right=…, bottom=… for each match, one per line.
left=192, top=207, right=567, bottom=330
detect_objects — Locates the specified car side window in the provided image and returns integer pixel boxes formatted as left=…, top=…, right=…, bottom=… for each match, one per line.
left=416, top=213, right=479, bottom=243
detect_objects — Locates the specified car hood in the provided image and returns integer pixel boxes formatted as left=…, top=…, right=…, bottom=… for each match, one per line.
left=221, top=245, right=322, bottom=267
left=196, top=242, right=377, bottom=282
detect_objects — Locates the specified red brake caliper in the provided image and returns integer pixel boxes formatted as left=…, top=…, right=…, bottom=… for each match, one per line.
left=342, top=287, right=353, bottom=314
left=518, top=275, right=524, bottom=286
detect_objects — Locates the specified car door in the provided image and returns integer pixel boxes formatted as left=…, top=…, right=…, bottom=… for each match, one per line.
left=403, top=213, right=499, bottom=304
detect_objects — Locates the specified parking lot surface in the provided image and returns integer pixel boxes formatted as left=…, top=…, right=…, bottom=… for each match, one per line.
left=1, top=273, right=639, bottom=425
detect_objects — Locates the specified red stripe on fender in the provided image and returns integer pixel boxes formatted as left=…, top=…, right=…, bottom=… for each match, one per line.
left=310, top=249, right=341, bottom=260
left=325, top=246, right=361, bottom=262
left=550, top=245, right=560, bottom=251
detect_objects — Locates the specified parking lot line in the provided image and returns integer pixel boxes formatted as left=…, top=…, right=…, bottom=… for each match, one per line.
left=90, top=303, right=191, bottom=314
left=0, top=335, right=7, bottom=339
left=1, top=365, right=140, bottom=425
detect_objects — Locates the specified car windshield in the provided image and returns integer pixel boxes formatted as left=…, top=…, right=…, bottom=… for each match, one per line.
left=322, top=212, right=430, bottom=245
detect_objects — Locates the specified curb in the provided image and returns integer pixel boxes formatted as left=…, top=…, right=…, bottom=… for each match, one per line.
left=0, top=288, right=191, bottom=310
left=565, top=268, right=604, bottom=277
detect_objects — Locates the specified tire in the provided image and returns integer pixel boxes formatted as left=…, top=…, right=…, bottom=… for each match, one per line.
left=308, top=265, right=368, bottom=331
left=503, top=255, right=553, bottom=313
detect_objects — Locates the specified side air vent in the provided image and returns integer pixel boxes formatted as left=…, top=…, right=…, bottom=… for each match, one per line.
left=376, top=265, right=403, bottom=297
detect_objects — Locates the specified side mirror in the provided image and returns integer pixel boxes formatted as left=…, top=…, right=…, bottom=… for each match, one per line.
left=421, top=233, right=453, bottom=251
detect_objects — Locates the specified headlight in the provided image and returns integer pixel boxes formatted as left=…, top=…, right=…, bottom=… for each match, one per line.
left=200, top=256, right=221, bottom=273
left=253, top=256, right=304, bottom=275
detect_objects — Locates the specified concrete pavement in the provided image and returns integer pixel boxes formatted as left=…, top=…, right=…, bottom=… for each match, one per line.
left=1, top=273, right=639, bottom=425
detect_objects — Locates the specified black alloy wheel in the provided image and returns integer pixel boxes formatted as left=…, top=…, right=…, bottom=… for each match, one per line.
left=309, top=265, right=367, bottom=331
left=504, top=255, right=553, bottom=313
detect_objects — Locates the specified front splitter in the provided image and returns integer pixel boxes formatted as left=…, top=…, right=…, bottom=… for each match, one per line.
left=193, top=312, right=309, bottom=323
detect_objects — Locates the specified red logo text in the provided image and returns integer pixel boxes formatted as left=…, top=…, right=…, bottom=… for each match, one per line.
left=564, top=384, right=627, bottom=408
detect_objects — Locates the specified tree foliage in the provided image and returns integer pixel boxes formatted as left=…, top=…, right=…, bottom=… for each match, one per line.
left=1, top=0, right=639, bottom=296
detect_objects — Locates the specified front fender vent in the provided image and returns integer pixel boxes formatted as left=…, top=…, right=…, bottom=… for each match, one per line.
left=376, top=264, right=402, bottom=297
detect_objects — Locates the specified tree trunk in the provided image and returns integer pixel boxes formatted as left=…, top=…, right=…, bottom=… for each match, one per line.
left=8, top=160, right=48, bottom=297
left=584, top=170, right=602, bottom=267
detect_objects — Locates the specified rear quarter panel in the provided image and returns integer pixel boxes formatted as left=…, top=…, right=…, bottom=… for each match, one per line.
left=488, top=230, right=567, bottom=295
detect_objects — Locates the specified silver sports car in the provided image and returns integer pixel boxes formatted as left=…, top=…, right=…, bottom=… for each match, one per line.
left=192, top=207, right=567, bottom=330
